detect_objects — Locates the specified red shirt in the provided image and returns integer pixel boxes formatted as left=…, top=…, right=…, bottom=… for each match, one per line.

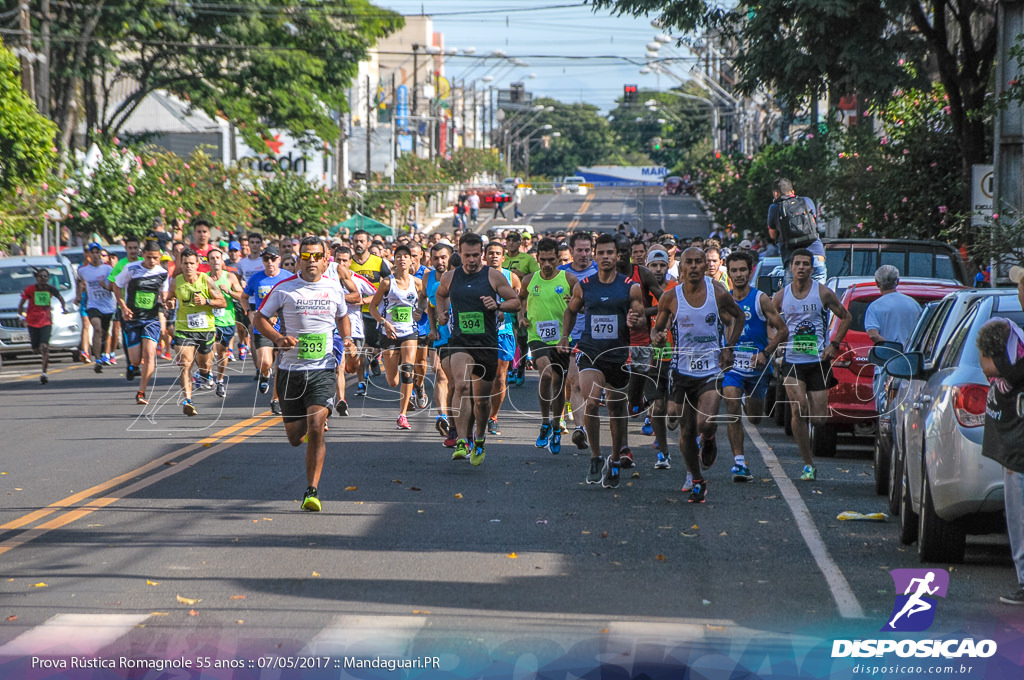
left=21, top=283, right=59, bottom=328
left=192, top=243, right=214, bottom=273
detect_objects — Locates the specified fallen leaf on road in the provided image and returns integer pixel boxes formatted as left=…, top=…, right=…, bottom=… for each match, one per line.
left=5, top=615, right=16, bottom=621
left=146, top=580, right=160, bottom=586
left=453, top=493, right=463, bottom=499
left=261, top=517, right=273, bottom=521
left=176, top=595, right=201, bottom=605
left=189, top=609, right=199, bottom=617
left=345, top=486, right=358, bottom=491
left=412, top=610, right=430, bottom=614
left=150, top=612, right=168, bottom=616
left=599, top=628, right=609, bottom=634
left=392, top=479, right=402, bottom=483
left=631, top=472, right=640, bottom=478
left=601, top=531, right=608, bottom=538
left=681, top=532, right=697, bottom=538
left=506, top=553, right=518, bottom=559
left=655, top=554, right=666, bottom=561
left=581, top=531, right=591, bottom=535
left=31, top=583, right=46, bottom=588
left=229, top=595, right=246, bottom=600
left=719, top=531, right=728, bottom=536
left=311, top=572, right=321, bottom=577
left=757, top=520, right=769, bottom=524
left=409, top=487, right=421, bottom=491
left=702, top=599, right=711, bottom=606
left=691, top=524, right=699, bottom=530
left=236, top=620, right=244, bottom=625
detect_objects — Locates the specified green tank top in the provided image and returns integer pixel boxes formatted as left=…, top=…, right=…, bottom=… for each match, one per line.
left=174, top=273, right=214, bottom=332
left=211, top=272, right=236, bottom=327
left=526, top=269, right=570, bottom=345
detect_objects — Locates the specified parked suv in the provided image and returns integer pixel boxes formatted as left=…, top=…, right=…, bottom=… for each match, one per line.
left=823, top=238, right=970, bottom=285
left=886, top=290, right=1022, bottom=563
left=811, top=279, right=964, bottom=457
left=0, top=255, right=81, bottom=358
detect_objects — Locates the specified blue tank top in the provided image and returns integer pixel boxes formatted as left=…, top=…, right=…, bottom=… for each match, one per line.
left=425, top=269, right=450, bottom=347
left=497, top=268, right=515, bottom=338
left=578, top=272, right=632, bottom=364
left=415, top=265, right=430, bottom=336
left=733, top=288, right=769, bottom=376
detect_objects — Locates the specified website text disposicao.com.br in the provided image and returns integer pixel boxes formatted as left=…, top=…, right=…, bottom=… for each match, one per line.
left=850, top=662, right=980, bottom=676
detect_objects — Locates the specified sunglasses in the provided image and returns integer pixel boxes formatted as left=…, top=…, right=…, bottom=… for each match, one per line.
left=262, top=255, right=278, bottom=261
left=298, top=252, right=325, bottom=261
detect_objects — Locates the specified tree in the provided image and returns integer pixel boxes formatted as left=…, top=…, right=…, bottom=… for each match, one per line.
left=15, top=0, right=403, bottom=154
left=519, top=98, right=622, bottom=178
left=592, top=0, right=996, bottom=178
left=608, top=86, right=713, bottom=166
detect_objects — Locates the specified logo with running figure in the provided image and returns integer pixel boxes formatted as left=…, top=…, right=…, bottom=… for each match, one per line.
left=883, top=569, right=949, bottom=632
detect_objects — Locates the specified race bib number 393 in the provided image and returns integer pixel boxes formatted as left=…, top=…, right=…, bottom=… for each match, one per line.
left=297, top=333, right=327, bottom=360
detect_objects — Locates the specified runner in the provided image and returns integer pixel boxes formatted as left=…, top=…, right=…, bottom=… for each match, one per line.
left=190, top=220, right=216, bottom=271
left=433, top=232, right=521, bottom=464
left=241, top=245, right=292, bottom=415
left=722, top=250, right=788, bottom=482
left=76, top=243, right=116, bottom=373
left=520, top=237, right=577, bottom=454
left=408, top=242, right=432, bottom=411
left=502, top=232, right=538, bottom=386
left=167, top=248, right=227, bottom=416
left=234, top=232, right=267, bottom=362
left=425, top=242, right=456, bottom=444
left=254, top=236, right=353, bottom=512
left=484, top=241, right=522, bottom=435
left=207, top=248, right=245, bottom=398
left=771, top=248, right=852, bottom=481
left=558, top=231, right=598, bottom=431
left=651, top=247, right=743, bottom=502
left=640, top=247, right=675, bottom=470
left=335, top=246, right=376, bottom=416
left=18, top=268, right=68, bottom=384
left=368, top=244, right=428, bottom=430
left=113, top=241, right=169, bottom=404
left=557, top=233, right=646, bottom=489
left=348, top=229, right=391, bottom=395
left=107, top=235, right=141, bottom=370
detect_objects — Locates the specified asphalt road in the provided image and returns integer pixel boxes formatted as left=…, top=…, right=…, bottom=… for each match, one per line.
left=470, top=186, right=710, bottom=239
left=0, top=348, right=1020, bottom=667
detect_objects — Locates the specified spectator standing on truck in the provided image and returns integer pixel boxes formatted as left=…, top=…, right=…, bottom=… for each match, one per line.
left=767, top=178, right=826, bottom=285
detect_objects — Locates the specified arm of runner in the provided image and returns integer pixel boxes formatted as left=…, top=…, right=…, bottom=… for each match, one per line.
left=759, top=292, right=789, bottom=367
left=254, top=289, right=296, bottom=348
left=517, top=272, right=533, bottom=330
left=641, top=266, right=664, bottom=316
left=651, top=287, right=677, bottom=345
left=17, top=289, right=27, bottom=317
left=820, top=284, right=852, bottom=362
left=202, top=275, right=227, bottom=309
left=627, top=282, right=645, bottom=328
left=488, top=268, right=521, bottom=312
left=54, top=287, right=68, bottom=313
left=434, top=270, right=453, bottom=328
left=165, top=277, right=177, bottom=311
left=368, top=278, right=392, bottom=335
left=558, top=281, right=584, bottom=353
left=335, top=308, right=354, bottom=350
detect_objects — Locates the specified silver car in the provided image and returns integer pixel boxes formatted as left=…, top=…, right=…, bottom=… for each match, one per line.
left=0, top=255, right=82, bottom=357
left=885, top=290, right=1023, bottom=563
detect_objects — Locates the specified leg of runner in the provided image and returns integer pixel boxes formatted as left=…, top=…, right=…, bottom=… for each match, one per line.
left=177, top=344, right=198, bottom=415
left=412, top=342, right=430, bottom=409
left=784, top=375, right=816, bottom=476
left=723, top=384, right=752, bottom=481
left=137, top=337, right=158, bottom=403
left=579, top=367, right=606, bottom=475
left=488, top=359, right=509, bottom=435
left=282, top=402, right=330, bottom=512
left=695, top=386, right=723, bottom=472
left=430, top=349, right=449, bottom=433
left=37, top=334, right=51, bottom=381
left=677, top=398, right=701, bottom=488
left=607, top=384, right=629, bottom=461
left=89, top=316, right=105, bottom=371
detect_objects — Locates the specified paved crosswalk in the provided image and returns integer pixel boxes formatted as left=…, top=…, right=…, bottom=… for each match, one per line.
left=526, top=212, right=705, bottom=221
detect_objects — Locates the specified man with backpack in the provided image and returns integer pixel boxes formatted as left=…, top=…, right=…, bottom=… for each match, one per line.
left=766, top=178, right=827, bottom=284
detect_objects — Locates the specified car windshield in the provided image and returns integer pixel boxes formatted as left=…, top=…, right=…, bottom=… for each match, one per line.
left=0, top=263, right=74, bottom=294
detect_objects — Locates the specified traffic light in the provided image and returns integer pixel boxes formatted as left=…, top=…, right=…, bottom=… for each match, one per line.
left=624, top=84, right=638, bottom=104
left=651, top=137, right=662, bottom=151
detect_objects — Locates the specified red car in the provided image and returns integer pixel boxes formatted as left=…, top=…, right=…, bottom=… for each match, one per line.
left=812, top=279, right=965, bottom=457
left=468, top=187, right=511, bottom=207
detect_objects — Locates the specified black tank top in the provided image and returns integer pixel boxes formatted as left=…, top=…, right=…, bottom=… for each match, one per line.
left=449, top=265, right=498, bottom=347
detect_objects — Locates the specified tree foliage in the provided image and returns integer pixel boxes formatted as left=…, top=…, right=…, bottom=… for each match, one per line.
left=608, top=86, right=713, bottom=167
left=520, top=98, right=622, bottom=178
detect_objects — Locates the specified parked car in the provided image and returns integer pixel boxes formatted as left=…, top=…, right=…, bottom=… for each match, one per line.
left=885, top=289, right=1023, bottom=562
left=823, top=238, right=970, bottom=286
left=754, top=256, right=784, bottom=296
left=664, top=176, right=684, bottom=195
left=502, top=177, right=523, bottom=193
left=0, top=255, right=82, bottom=358
left=810, top=279, right=965, bottom=458
left=60, top=244, right=127, bottom=270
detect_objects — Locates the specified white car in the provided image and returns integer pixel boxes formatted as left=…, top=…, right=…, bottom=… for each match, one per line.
left=561, top=176, right=588, bottom=195
left=0, top=255, right=82, bottom=357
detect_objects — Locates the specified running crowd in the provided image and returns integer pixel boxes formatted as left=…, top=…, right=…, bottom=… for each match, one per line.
left=18, top=186, right=848, bottom=513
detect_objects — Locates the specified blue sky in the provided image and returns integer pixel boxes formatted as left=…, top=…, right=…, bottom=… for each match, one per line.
left=376, top=1, right=694, bottom=112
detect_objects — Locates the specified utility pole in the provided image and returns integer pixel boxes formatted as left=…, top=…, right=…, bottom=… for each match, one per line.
left=39, top=0, right=50, bottom=115
left=993, top=0, right=1024, bottom=280
left=366, top=74, right=372, bottom=182
left=412, top=45, right=420, bottom=157
left=18, top=2, right=35, bottom=102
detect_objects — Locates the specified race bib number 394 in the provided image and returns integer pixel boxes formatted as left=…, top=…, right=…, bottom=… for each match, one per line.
left=459, top=311, right=485, bottom=334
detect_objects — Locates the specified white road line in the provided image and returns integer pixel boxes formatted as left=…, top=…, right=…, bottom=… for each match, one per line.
left=304, top=615, right=427, bottom=657
left=0, top=613, right=150, bottom=656
left=743, top=420, right=866, bottom=619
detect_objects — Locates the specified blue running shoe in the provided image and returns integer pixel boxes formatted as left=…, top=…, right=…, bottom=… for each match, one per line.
left=535, top=423, right=552, bottom=448
left=641, top=417, right=654, bottom=436
left=548, top=431, right=561, bottom=455
left=731, top=463, right=754, bottom=482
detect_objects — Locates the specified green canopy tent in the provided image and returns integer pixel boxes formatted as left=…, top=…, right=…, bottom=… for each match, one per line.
left=330, top=213, right=394, bottom=237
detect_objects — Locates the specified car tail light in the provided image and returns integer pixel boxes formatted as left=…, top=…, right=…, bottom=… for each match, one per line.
left=832, top=341, right=853, bottom=368
left=953, top=383, right=989, bottom=428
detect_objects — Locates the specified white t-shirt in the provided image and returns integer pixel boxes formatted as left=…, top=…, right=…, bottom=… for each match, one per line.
left=78, top=263, right=116, bottom=314
left=235, top=256, right=265, bottom=285
left=347, top=274, right=377, bottom=340
left=258, top=275, right=346, bottom=371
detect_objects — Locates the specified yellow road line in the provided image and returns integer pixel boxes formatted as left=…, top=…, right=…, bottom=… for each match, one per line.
left=0, top=411, right=275, bottom=533
left=566, top=193, right=595, bottom=231
left=2, top=362, right=87, bottom=384
left=0, top=417, right=282, bottom=558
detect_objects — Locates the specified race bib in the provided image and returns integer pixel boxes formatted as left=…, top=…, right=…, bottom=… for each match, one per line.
left=688, top=355, right=713, bottom=373
left=459, top=311, right=485, bottom=334
left=135, top=291, right=156, bottom=310
left=213, top=306, right=227, bottom=318
left=793, top=333, right=820, bottom=356
left=733, top=345, right=757, bottom=372
left=536, top=319, right=559, bottom=342
left=297, top=333, right=327, bottom=360
left=653, top=344, right=673, bottom=362
left=591, top=315, right=618, bottom=340
left=392, top=306, right=412, bottom=324
left=33, top=291, right=51, bottom=307
left=186, top=312, right=209, bottom=329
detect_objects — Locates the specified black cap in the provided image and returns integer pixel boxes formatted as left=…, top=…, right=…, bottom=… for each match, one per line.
left=261, top=245, right=280, bottom=258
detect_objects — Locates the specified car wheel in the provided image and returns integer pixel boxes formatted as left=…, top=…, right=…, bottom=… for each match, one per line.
left=873, top=434, right=890, bottom=496
left=898, top=461, right=918, bottom=545
left=811, top=422, right=838, bottom=457
left=887, top=436, right=902, bottom=517
left=917, top=469, right=966, bottom=563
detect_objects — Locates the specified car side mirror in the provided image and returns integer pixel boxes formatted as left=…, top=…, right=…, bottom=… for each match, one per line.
left=884, top=351, right=922, bottom=380
left=869, top=341, right=904, bottom=367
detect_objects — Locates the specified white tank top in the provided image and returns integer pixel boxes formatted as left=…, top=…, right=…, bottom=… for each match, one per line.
left=781, top=283, right=827, bottom=364
left=671, top=277, right=722, bottom=378
left=383, top=275, right=418, bottom=337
